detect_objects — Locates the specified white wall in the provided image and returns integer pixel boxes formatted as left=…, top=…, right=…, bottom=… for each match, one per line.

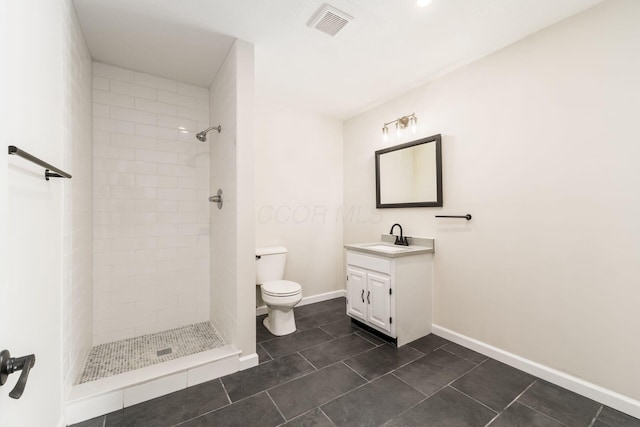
left=235, top=40, right=257, bottom=357
left=209, top=39, right=256, bottom=356
left=0, top=1, right=7, bottom=416
left=92, top=62, right=211, bottom=345
left=1, top=0, right=78, bottom=424
left=255, top=102, right=344, bottom=304
left=344, top=0, right=640, bottom=402
left=62, top=0, right=93, bottom=396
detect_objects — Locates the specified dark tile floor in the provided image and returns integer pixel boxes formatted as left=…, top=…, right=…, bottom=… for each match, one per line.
left=72, top=297, right=640, bottom=427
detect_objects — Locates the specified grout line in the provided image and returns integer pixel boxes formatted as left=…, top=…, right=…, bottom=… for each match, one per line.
left=440, top=345, right=486, bottom=365
left=173, top=397, right=233, bottom=427
left=439, top=360, right=483, bottom=390
left=449, top=385, right=498, bottom=415
left=318, top=324, right=358, bottom=340
left=174, top=376, right=273, bottom=427
left=516, top=401, right=571, bottom=427
left=405, top=340, right=449, bottom=358
left=390, top=353, right=484, bottom=407
left=266, top=391, right=288, bottom=423
left=219, top=378, right=232, bottom=405
left=433, top=342, right=450, bottom=352
left=268, top=327, right=339, bottom=358
left=275, top=407, right=337, bottom=427
left=297, top=352, right=319, bottom=370
left=295, top=332, right=344, bottom=354
left=259, top=342, right=274, bottom=360
left=588, top=405, right=603, bottom=427
left=308, top=373, right=375, bottom=411
left=504, top=379, right=537, bottom=411
left=346, top=342, right=383, bottom=361
left=173, top=413, right=210, bottom=427
left=355, top=331, right=385, bottom=347
left=318, top=407, right=338, bottom=426
left=390, top=372, right=428, bottom=397
left=385, top=352, right=427, bottom=373
left=382, top=392, right=430, bottom=424
left=482, top=380, right=537, bottom=427
left=484, top=413, right=500, bottom=427
left=317, top=325, right=334, bottom=338
left=276, top=408, right=316, bottom=427
left=403, top=346, right=426, bottom=358
left=341, top=360, right=369, bottom=383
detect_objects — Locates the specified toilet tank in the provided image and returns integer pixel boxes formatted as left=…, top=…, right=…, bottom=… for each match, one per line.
left=256, top=246, right=288, bottom=284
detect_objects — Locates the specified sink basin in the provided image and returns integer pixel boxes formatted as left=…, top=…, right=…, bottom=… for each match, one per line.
left=366, top=244, right=410, bottom=253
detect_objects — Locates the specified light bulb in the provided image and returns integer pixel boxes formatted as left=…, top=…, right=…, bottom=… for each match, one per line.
left=417, top=0, right=432, bottom=7
left=382, top=126, right=389, bottom=141
left=411, top=117, right=417, bottom=134
left=396, top=122, right=401, bottom=138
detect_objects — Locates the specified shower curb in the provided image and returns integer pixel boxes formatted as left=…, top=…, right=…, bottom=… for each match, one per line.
left=65, top=344, right=240, bottom=425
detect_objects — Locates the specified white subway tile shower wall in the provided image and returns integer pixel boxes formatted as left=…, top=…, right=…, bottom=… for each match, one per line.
left=62, top=0, right=93, bottom=395
left=92, top=62, right=211, bottom=345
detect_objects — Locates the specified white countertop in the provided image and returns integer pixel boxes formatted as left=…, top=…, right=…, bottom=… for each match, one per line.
left=344, top=235, right=434, bottom=258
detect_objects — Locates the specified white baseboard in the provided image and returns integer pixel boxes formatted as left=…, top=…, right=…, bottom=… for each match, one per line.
left=256, top=289, right=346, bottom=316
left=239, top=353, right=259, bottom=370
left=432, top=324, right=640, bottom=419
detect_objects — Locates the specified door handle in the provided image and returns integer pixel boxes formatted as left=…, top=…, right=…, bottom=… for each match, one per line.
left=0, top=350, right=36, bottom=399
left=367, top=291, right=370, bottom=304
left=361, top=289, right=365, bottom=303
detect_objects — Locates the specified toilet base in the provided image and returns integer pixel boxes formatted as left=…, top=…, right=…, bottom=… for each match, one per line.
left=263, top=306, right=297, bottom=336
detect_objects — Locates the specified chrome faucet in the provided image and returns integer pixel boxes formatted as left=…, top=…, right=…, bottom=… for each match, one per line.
left=389, top=223, right=409, bottom=246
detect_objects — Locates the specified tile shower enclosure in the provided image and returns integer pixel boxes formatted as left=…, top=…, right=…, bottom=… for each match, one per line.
left=92, top=62, right=211, bottom=345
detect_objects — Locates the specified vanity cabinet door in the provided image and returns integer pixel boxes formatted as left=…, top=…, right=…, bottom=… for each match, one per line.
left=366, top=272, right=392, bottom=334
left=346, top=267, right=367, bottom=321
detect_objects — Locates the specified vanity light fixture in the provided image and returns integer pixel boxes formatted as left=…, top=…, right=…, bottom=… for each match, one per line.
left=382, top=113, right=418, bottom=140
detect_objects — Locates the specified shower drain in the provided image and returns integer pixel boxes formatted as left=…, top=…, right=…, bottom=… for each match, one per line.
left=157, top=348, right=172, bottom=357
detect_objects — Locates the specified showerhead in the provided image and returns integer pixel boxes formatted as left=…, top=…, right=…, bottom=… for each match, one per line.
left=195, top=125, right=222, bottom=142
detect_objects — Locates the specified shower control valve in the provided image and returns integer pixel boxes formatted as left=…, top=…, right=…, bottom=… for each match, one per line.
left=208, top=188, right=223, bottom=210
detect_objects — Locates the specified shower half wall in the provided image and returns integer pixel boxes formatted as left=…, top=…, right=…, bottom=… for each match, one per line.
left=92, top=62, right=211, bottom=345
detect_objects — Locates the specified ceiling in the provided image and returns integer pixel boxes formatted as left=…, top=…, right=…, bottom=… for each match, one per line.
left=73, top=0, right=604, bottom=119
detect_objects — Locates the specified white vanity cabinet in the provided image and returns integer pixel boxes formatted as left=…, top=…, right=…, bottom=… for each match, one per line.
left=345, top=244, right=433, bottom=347
left=346, top=258, right=393, bottom=335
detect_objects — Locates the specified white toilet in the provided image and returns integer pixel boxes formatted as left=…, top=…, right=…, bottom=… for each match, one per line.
left=256, top=246, right=302, bottom=336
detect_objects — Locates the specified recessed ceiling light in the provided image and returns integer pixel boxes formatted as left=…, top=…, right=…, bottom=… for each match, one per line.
left=417, top=0, right=432, bottom=7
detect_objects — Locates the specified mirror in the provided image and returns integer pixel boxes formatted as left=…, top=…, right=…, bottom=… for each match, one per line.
left=375, top=134, right=442, bottom=208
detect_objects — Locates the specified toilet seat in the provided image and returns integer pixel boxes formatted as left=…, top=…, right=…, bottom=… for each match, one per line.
left=262, top=280, right=302, bottom=297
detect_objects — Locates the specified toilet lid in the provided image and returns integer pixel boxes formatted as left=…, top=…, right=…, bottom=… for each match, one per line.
left=262, top=280, right=301, bottom=297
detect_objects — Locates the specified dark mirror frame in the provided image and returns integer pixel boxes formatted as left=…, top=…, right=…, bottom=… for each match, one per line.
left=375, top=134, right=443, bottom=208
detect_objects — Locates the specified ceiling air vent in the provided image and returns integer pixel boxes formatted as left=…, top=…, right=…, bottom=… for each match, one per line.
left=307, top=4, right=353, bottom=37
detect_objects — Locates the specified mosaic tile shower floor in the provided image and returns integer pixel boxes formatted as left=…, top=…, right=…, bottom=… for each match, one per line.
left=79, top=322, right=225, bottom=384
